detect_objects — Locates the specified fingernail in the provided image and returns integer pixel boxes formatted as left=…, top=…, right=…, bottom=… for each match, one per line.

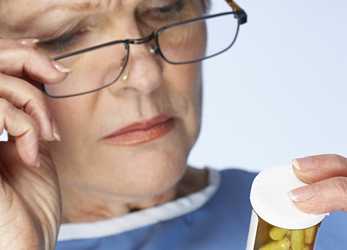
left=43, top=131, right=55, bottom=142
left=288, top=186, right=315, bottom=202
left=52, top=62, right=71, bottom=73
left=33, top=155, right=41, bottom=168
left=52, top=122, right=61, bottom=141
left=292, top=159, right=302, bottom=170
left=20, top=38, right=40, bottom=46
left=292, top=157, right=315, bottom=171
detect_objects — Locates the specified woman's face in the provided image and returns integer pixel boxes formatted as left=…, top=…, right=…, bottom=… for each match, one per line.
left=0, top=0, right=206, bottom=199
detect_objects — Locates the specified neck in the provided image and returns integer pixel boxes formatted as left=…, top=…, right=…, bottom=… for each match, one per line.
left=60, top=166, right=208, bottom=224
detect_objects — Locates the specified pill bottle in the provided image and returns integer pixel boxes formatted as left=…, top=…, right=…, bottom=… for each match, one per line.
left=246, top=166, right=328, bottom=250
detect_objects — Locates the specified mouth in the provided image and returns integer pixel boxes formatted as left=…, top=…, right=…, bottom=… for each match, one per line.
left=102, top=114, right=175, bottom=146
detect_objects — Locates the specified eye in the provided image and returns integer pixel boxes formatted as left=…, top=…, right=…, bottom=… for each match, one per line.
left=38, top=29, right=88, bottom=53
left=157, top=0, right=184, bottom=14
left=145, top=0, right=185, bottom=19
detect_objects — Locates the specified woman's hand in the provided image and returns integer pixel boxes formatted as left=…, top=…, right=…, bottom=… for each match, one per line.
left=290, top=154, right=347, bottom=213
left=0, top=38, right=69, bottom=250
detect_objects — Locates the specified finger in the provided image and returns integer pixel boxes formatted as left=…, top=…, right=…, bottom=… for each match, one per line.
left=292, top=154, right=347, bottom=184
left=0, top=73, right=59, bottom=141
left=0, top=39, right=70, bottom=84
left=289, top=177, right=347, bottom=214
left=0, top=98, right=40, bottom=167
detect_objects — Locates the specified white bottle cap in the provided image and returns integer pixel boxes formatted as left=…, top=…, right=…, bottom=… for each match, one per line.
left=250, top=165, right=328, bottom=229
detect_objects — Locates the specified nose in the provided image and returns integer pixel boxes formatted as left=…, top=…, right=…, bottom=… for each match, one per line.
left=108, top=42, right=163, bottom=96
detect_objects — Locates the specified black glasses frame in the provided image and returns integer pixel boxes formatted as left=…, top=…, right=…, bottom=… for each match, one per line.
left=45, top=1, right=248, bottom=99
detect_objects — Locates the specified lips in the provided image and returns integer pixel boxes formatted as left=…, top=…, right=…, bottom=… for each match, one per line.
left=102, top=114, right=175, bottom=146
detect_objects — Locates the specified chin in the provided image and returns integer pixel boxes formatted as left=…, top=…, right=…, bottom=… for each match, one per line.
left=89, top=119, right=199, bottom=199
left=93, top=136, right=192, bottom=200
left=118, top=142, right=190, bottom=198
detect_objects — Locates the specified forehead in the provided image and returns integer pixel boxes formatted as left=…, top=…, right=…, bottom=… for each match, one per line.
left=1, top=0, right=118, bottom=23
left=0, top=0, right=203, bottom=38
left=0, top=0, right=129, bottom=36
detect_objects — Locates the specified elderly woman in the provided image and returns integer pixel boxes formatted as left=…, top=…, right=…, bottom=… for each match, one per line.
left=0, top=0, right=346, bottom=249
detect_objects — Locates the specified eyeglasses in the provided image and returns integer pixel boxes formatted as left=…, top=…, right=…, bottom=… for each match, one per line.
left=42, top=0, right=247, bottom=99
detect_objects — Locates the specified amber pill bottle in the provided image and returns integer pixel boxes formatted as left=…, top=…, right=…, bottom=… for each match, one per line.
left=246, top=166, right=328, bottom=250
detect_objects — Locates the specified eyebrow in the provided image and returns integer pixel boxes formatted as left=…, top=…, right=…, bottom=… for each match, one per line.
left=21, top=0, right=115, bottom=24
left=43, top=1, right=102, bottom=14
left=55, top=1, right=105, bottom=12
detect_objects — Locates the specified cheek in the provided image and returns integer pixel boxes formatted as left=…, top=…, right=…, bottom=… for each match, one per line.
left=165, top=63, right=202, bottom=98
left=164, top=62, right=203, bottom=141
left=47, top=98, right=91, bottom=139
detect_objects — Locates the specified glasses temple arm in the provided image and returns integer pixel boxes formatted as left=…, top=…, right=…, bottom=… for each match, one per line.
left=225, top=0, right=242, bottom=11
left=225, top=0, right=248, bottom=24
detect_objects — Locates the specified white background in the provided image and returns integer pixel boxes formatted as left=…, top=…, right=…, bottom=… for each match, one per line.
left=1, top=1, right=346, bottom=172
left=189, top=0, right=347, bottom=171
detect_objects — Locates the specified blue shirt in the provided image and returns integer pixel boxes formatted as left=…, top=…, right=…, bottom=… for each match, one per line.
left=56, top=168, right=347, bottom=250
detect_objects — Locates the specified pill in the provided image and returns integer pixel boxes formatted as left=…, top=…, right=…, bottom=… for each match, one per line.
left=269, top=227, right=289, bottom=241
left=291, top=230, right=305, bottom=250
left=259, top=237, right=290, bottom=250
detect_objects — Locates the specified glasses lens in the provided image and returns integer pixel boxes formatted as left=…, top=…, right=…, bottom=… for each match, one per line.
left=158, top=13, right=240, bottom=64
left=44, top=43, right=128, bottom=98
